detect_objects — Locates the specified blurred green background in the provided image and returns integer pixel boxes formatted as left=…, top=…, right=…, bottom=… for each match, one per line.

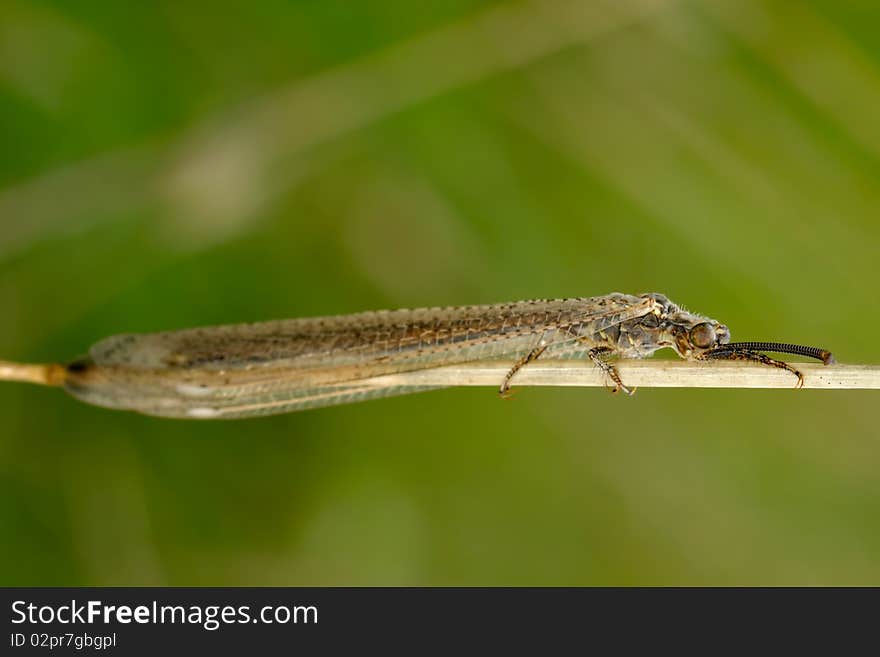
left=1, top=0, right=879, bottom=585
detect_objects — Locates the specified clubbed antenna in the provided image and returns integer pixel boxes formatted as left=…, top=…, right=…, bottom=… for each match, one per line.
left=712, top=342, right=835, bottom=365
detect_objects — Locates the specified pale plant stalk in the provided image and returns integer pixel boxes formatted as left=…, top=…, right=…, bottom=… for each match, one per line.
left=0, top=292, right=864, bottom=420
left=353, top=360, right=877, bottom=390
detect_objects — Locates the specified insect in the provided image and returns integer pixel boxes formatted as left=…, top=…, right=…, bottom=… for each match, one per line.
left=0, top=292, right=834, bottom=419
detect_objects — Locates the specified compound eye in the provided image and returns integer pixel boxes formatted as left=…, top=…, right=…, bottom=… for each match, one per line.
left=689, top=322, right=717, bottom=349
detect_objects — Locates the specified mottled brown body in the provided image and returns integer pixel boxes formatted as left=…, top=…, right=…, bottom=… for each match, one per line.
left=51, top=292, right=833, bottom=418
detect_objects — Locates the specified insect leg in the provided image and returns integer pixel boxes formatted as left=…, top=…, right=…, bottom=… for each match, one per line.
left=588, top=346, right=634, bottom=396
left=704, top=348, right=804, bottom=389
left=499, top=345, right=547, bottom=398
